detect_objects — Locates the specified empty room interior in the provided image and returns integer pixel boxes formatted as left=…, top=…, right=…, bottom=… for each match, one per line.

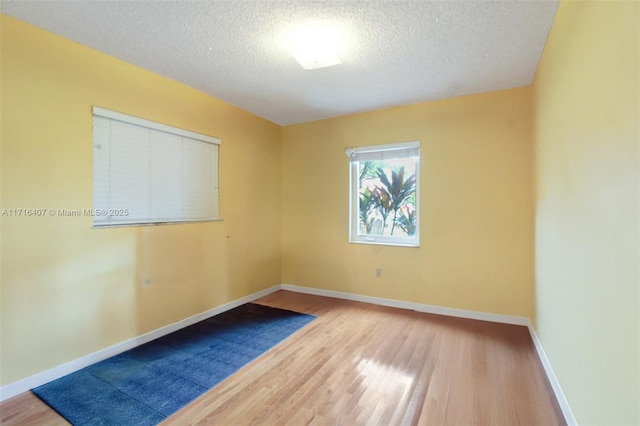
left=1, top=0, right=638, bottom=425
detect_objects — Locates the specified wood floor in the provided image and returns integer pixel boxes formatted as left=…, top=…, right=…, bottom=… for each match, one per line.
left=0, top=290, right=565, bottom=425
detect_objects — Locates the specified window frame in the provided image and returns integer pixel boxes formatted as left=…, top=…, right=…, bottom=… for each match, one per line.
left=347, top=141, right=420, bottom=247
left=92, top=106, right=222, bottom=228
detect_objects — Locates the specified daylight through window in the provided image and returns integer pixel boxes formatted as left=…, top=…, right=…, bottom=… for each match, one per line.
left=347, top=141, right=420, bottom=247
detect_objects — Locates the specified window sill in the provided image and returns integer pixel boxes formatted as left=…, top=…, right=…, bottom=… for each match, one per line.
left=349, top=239, right=420, bottom=248
left=92, top=218, right=223, bottom=229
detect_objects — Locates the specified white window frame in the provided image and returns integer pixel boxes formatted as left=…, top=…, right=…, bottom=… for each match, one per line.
left=347, top=141, right=420, bottom=247
left=92, top=106, right=221, bottom=228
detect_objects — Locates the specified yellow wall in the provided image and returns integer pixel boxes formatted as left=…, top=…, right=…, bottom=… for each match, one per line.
left=282, top=88, right=535, bottom=318
left=0, top=15, right=282, bottom=385
left=533, top=1, right=639, bottom=424
left=10, top=6, right=633, bottom=415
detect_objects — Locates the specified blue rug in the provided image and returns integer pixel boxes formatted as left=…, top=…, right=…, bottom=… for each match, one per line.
left=32, top=303, right=316, bottom=425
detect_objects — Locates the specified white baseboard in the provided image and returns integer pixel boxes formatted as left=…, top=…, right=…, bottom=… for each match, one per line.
left=280, top=283, right=529, bottom=325
left=0, top=285, right=280, bottom=402
left=1, top=282, right=577, bottom=426
left=280, top=283, right=575, bottom=425
left=525, top=320, right=578, bottom=426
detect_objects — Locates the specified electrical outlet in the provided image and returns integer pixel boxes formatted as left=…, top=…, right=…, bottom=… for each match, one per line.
left=375, top=267, right=382, bottom=278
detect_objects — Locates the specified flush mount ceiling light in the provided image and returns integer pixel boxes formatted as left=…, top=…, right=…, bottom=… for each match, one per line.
left=281, top=22, right=349, bottom=70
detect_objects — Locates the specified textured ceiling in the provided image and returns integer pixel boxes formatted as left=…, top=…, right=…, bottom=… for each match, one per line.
left=2, top=0, right=559, bottom=125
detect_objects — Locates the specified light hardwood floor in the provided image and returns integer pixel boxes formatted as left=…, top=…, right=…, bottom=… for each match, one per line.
left=0, top=290, right=565, bottom=425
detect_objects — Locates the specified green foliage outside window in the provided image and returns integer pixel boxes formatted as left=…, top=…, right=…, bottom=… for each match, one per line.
left=357, top=159, right=417, bottom=237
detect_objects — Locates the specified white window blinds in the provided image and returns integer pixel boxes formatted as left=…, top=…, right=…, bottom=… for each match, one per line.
left=92, top=106, right=221, bottom=227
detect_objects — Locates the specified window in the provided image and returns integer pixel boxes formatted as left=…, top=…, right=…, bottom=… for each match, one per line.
left=346, top=141, right=420, bottom=246
left=92, top=106, right=221, bottom=228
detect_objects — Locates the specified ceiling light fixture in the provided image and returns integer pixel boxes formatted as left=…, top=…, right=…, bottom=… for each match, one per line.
left=282, top=22, right=347, bottom=70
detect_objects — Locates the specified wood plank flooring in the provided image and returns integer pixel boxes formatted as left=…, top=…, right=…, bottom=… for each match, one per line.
left=0, top=290, right=565, bottom=425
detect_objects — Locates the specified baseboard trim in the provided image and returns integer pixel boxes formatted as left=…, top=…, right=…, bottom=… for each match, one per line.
left=280, top=283, right=529, bottom=326
left=525, top=320, right=578, bottom=425
left=0, top=285, right=280, bottom=402
left=279, top=283, right=576, bottom=425
left=2, top=282, right=577, bottom=426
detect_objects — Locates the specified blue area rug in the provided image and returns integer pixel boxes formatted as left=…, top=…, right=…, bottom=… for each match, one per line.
left=32, top=303, right=316, bottom=425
